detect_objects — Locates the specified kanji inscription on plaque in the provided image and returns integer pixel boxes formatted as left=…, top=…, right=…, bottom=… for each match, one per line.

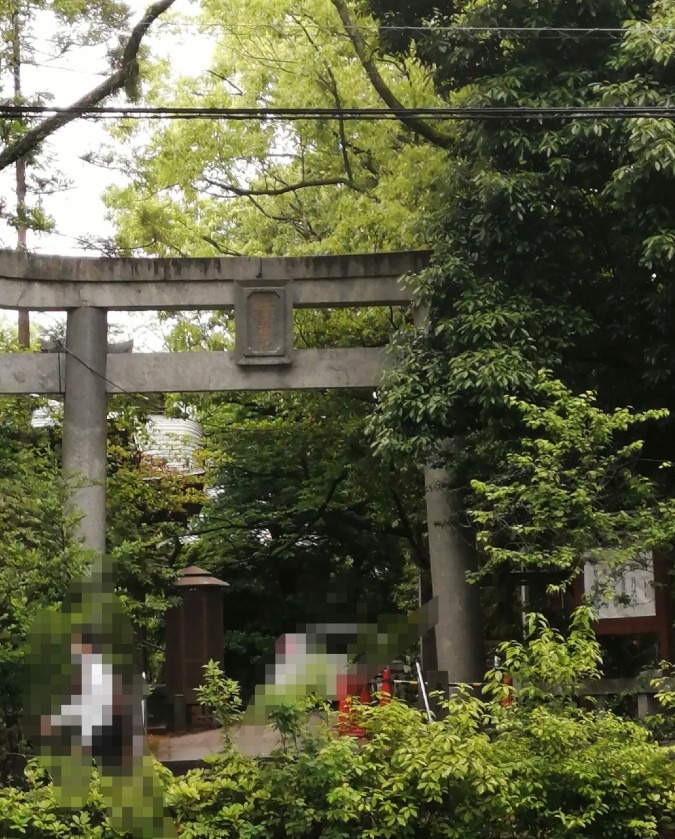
left=234, top=279, right=293, bottom=365
left=248, top=291, right=282, bottom=354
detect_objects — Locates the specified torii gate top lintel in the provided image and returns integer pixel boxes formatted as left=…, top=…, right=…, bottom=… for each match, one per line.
left=0, top=249, right=430, bottom=311
left=0, top=249, right=429, bottom=396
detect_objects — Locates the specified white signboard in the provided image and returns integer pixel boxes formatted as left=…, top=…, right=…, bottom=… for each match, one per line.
left=583, top=552, right=656, bottom=620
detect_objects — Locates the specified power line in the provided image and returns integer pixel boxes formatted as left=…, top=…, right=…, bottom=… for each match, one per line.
left=60, top=344, right=151, bottom=403
left=1, top=104, right=675, bottom=121
left=31, top=61, right=107, bottom=76
left=155, top=21, right=675, bottom=37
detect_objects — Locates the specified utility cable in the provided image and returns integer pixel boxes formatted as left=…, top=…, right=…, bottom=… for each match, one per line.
left=1, top=104, right=675, bottom=120
left=59, top=343, right=151, bottom=403
left=154, top=21, right=675, bottom=36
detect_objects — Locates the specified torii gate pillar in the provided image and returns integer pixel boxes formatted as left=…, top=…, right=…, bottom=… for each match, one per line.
left=62, top=306, right=108, bottom=557
left=424, top=463, right=485, bottom=688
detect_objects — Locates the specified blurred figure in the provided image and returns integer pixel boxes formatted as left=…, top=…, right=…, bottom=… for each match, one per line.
left=245, top=598, right=438, bottom=724
left=26, top=570, right=175, bottom=838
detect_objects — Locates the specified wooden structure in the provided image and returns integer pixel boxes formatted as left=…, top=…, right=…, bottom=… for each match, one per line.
left=164, top=566, right=228, bottom=729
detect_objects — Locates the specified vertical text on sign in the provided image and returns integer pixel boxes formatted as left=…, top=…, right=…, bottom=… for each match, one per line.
left=234, top=280, right=294, bottom=366
left=249, top=291, right=282, bottom=354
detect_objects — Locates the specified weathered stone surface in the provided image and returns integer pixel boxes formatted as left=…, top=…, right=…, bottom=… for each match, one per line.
left=234, top=280, right=293, bottom=366
left=0, top=250, right=428, bottom=310
left=0, top=347, right=389, bottom=393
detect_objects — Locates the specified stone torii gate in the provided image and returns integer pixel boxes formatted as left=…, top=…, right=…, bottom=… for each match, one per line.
left=0, top=249, right=484, bottom=685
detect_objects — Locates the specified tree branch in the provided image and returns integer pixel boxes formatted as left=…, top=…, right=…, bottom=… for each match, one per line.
left=320, top=67, right=356, bottom=184
left=323, top=508, right=415, bottom=541
left=270, top=468, right=349, bottom=557
left=0, top=0, right=177, bottom=171
left=202, top=175, right=357, bottom=197
left=201, top=235, right=243, bottom=256
left=390, top=486, right=428, bottom=569
left=330, top=0, right=452, bottom=149
left=290, top=13, right=357, bottom=187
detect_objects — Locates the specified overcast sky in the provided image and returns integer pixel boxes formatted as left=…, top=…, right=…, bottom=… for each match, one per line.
left=0, top=1, right=215, bottom=348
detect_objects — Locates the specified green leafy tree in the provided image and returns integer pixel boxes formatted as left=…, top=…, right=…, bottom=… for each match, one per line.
left=104, top=0, right=675, bottom=670
left=97, top=0, right=448, bottom=686
left=0, top=384, right=88, bottom=778
left=358, top=0, right=675, bottom=641
left=181, top=387, right=423, bottom=694
left=470, top=374, right=675, bottom=581
left=101, top=0, right=445, bottom=257
left=369, top=0, right=675, bottom=470
left=106, top=401, right=206, bottom=680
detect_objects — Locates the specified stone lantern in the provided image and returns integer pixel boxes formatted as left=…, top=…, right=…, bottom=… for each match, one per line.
left=165, top=565, right=228, bottom=730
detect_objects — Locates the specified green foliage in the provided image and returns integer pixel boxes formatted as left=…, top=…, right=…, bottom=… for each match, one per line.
left=361, top=0, right=675, bottom=646
left=106, top=403, right=202, bottom=680
left=99, top=0, right=438, bottom=686
left=469, top=373, right=675, bottom=579
left=3, top=612, right=674, bottom=838
left=180, top=385, right=422, bottom=693
left=195, top=660, right=244, bottom=739
left=485, top=607, right=603, bottom=702
left=120, top=619, right=675, bottom=839
left=371, top=0, right=675, bottom=473
left=653, top=662, right=675, bottom=710
left=0, top=758, right=156, bottom=838
left=3, top=701, right=672, bottom=838
left=0, top=393, right=89, bottom=777
left=0, top=384, right=201, bottom=778
left=101, top=0, right=446, bottom=259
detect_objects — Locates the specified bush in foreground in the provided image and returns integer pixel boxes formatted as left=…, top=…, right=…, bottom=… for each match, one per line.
left=3, top=611, right=674, bottom=838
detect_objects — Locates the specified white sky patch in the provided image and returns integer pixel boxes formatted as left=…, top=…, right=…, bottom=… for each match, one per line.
left=0, top=1, right=217, bottom=350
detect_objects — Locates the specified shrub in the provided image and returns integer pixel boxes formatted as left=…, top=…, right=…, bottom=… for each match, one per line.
left=163, top=692, right=675, bottom=839
left=4, top=613, right=675, bottom=838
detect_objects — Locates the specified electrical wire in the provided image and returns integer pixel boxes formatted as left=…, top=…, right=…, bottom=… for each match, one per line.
left=1, top=104, right=675, bottom=120
left=30, top=61, right=108, bottom=76
left=154, top=21, right=675, bottom=36
left=60, top=343, right=151, bottom=403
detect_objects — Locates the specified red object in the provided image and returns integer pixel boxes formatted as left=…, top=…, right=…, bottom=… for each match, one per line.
left=337, top=695, right=368, bottom=737
left=500, top=673, right=513, bottom=707
left=336, top=674, right=369, bottom=737
left=379, top=667, right=393, bottom=705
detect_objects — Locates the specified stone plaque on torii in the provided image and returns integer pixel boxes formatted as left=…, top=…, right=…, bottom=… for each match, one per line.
left=0, top=248, right=484, bottom=686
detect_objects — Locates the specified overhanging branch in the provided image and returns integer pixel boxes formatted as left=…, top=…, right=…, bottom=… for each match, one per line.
left=0, top=0, right=177, bottom=172
left=330, top=0, right=452, bottom=149
left=202, top=175, right=359, bottom=197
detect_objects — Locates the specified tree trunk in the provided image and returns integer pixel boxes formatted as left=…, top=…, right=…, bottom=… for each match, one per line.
left=12, top=5, right=29, bottom=347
